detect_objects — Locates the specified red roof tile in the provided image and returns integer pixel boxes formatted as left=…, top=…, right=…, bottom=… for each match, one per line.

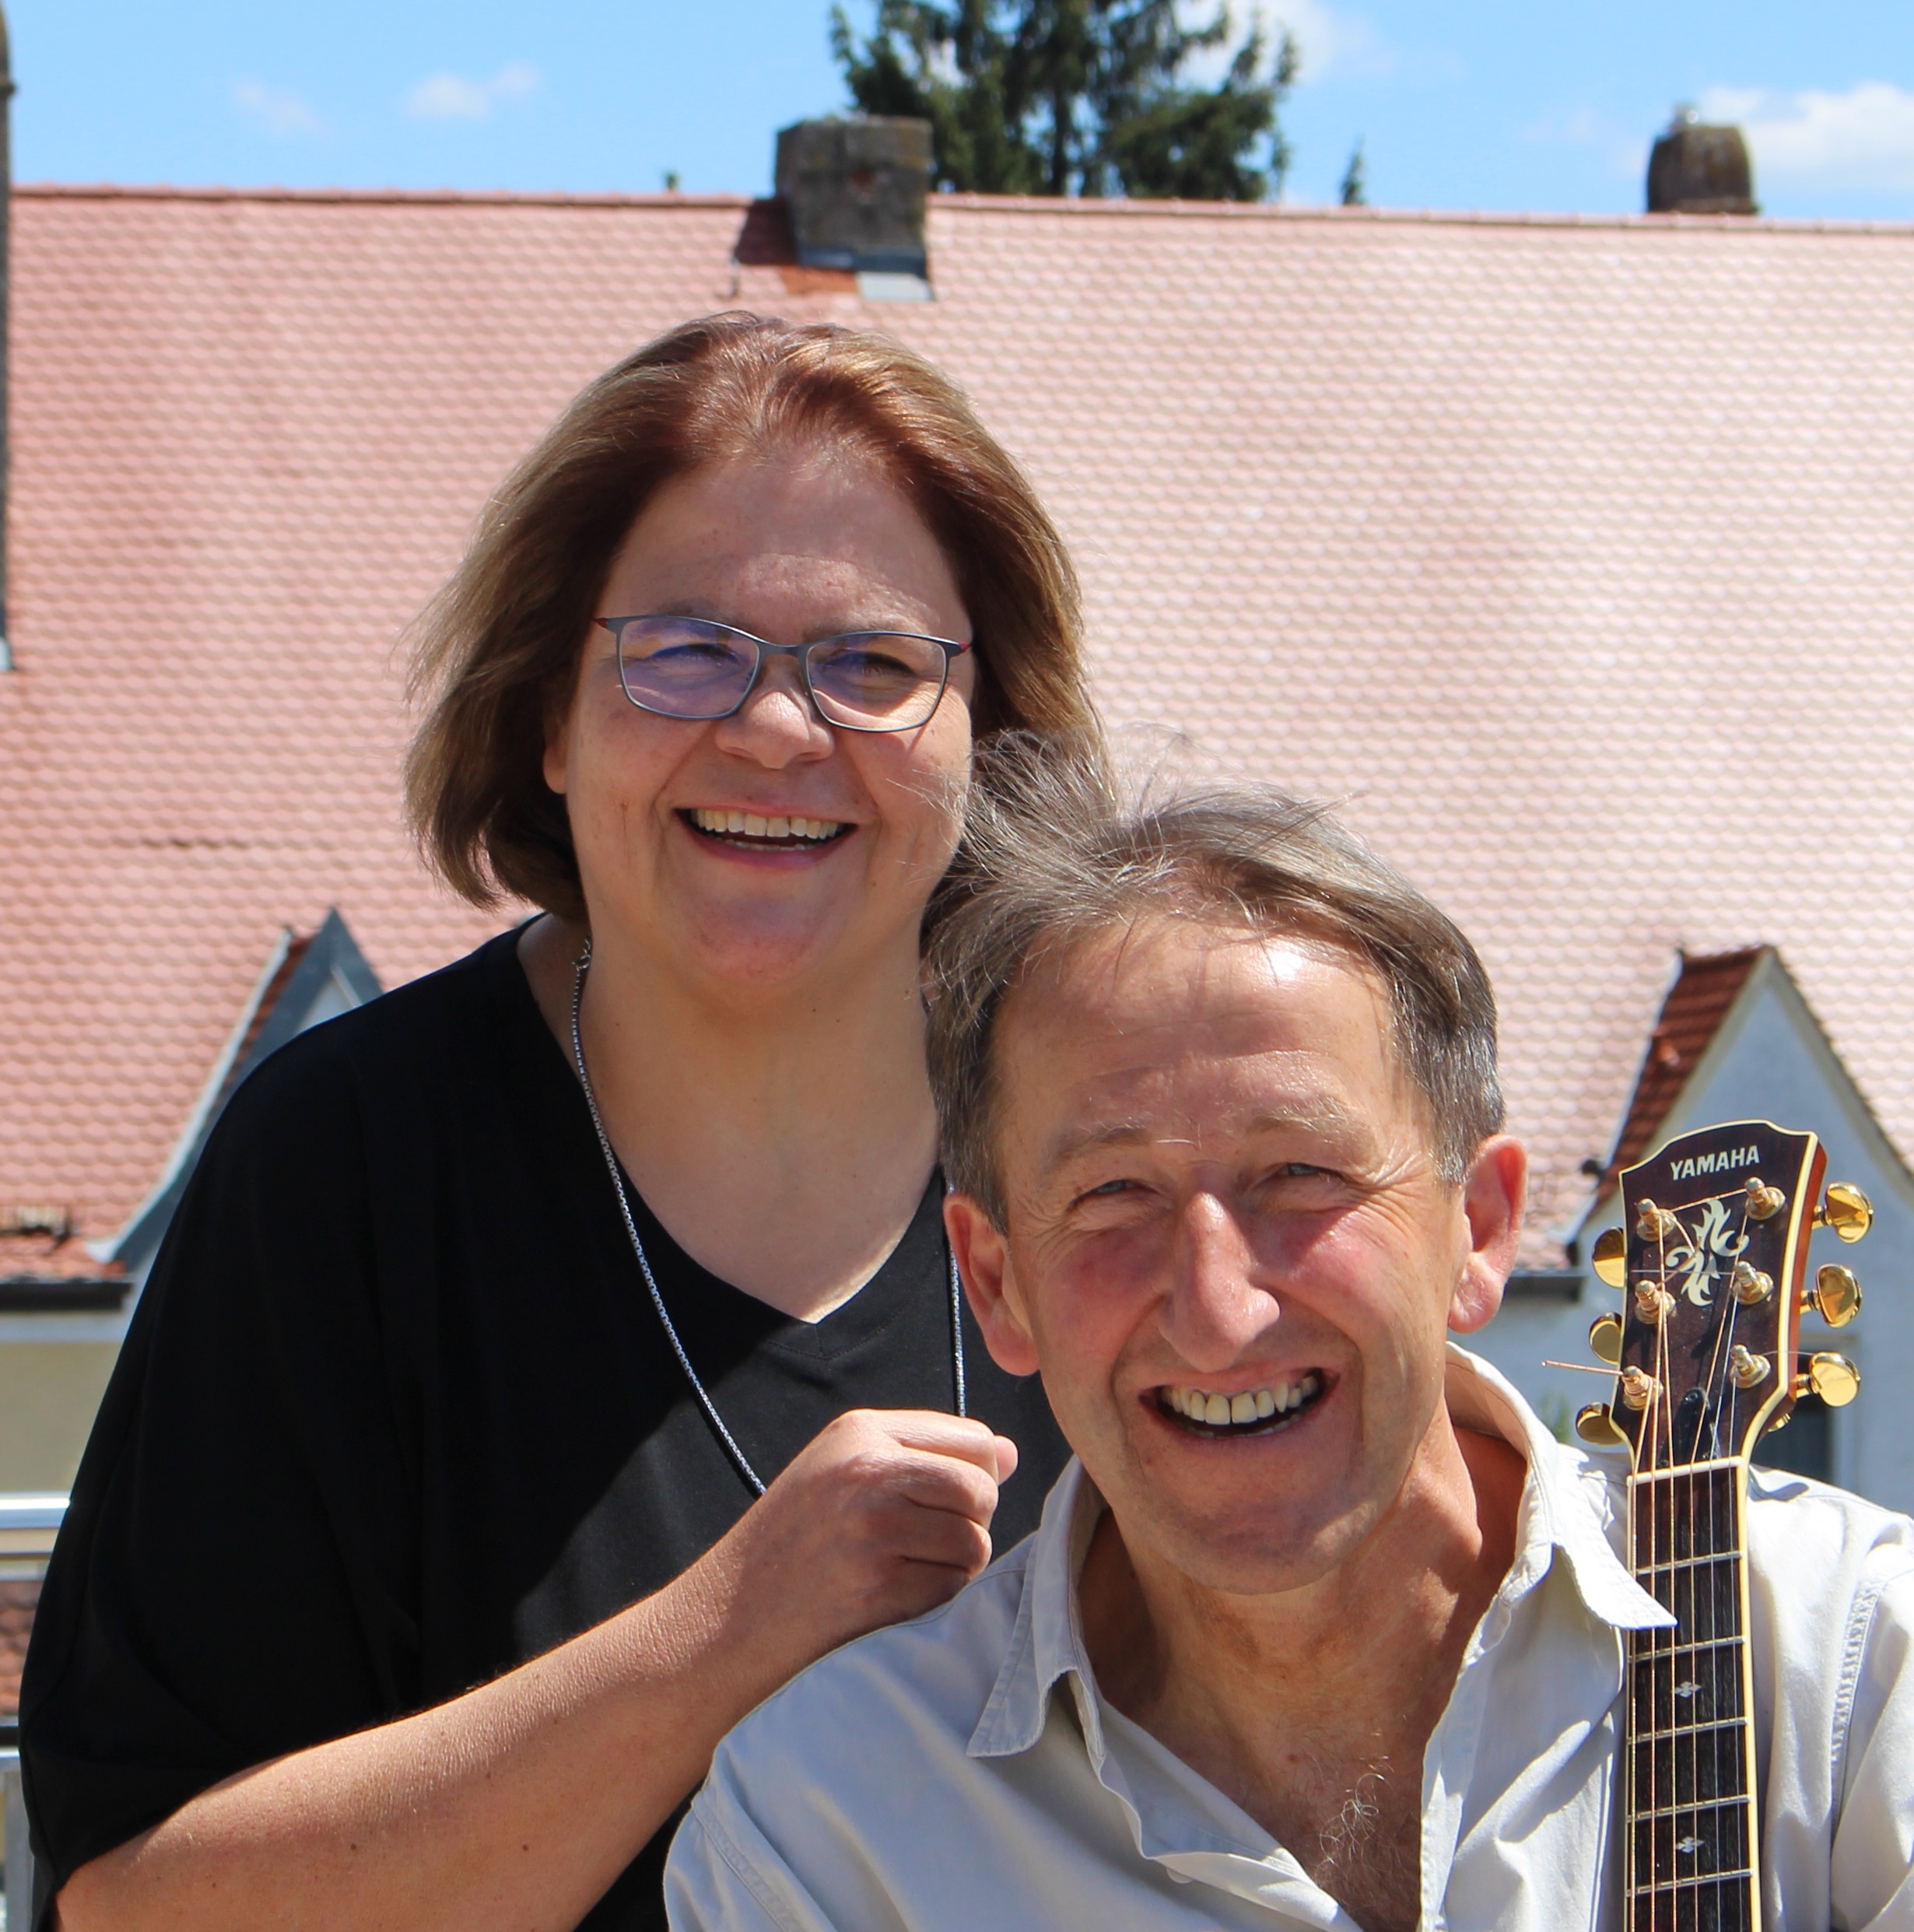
left=0, top=1580, right=35, bottom=1720
left=1601, top=948, right=1765, bottom=1189
left=5, top=187, right=1914, bottom=1265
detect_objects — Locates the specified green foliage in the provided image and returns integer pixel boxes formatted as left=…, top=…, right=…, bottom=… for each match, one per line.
left=829, top=1, right=1297, bottom=202
left=1337, top=137, right=1365, bottom=207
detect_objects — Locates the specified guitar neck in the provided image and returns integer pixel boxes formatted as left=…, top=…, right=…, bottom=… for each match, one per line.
left=1625, top=1458, right=1760, bottom=1932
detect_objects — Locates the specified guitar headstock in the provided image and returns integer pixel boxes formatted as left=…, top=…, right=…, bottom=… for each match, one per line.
left=1580, top=1120, right=1867, bottom=1471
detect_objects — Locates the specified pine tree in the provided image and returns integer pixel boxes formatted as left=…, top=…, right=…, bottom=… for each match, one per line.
left=1338, top=138, right=1365, bottom=206
left=829, top=1, right=1298, bottom=202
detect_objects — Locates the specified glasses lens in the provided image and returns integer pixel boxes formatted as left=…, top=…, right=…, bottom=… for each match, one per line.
left=806, top=633, right=950, bottom=729
left=614, top=618, right=757, bottom=720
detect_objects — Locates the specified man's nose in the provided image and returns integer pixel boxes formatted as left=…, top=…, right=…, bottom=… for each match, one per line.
left=711, top=654, right=834, bottom=766
left=1157, top=1193, right=1277, bottom=1373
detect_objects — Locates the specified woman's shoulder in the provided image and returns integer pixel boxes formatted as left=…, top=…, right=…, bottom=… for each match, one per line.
left=231, top=926, right=539, bottom=1121
left=247, top=923, right=533, bottom=1082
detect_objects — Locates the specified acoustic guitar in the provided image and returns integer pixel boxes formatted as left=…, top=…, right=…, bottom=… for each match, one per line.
left=1574, top=1120, right=1869, bottom=1931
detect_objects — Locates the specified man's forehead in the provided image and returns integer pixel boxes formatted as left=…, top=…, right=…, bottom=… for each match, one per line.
left=1003, top=916, right=1388, bottom=1044
left=995, top=919, right=1404, bottom=1145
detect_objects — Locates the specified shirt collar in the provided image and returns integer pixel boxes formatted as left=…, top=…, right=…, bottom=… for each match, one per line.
left=969, top=1342, right=1671, bottom=1763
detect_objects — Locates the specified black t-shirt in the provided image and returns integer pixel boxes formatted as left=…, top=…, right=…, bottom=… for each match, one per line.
left=21, top=931, right=1068, bottom=1930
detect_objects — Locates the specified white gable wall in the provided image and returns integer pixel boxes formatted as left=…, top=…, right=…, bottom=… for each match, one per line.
left=1470, top=953, right=1914, bottom=1515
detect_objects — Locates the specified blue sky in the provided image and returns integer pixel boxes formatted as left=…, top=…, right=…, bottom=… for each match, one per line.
left=13, top=1, right=1914, bottom=219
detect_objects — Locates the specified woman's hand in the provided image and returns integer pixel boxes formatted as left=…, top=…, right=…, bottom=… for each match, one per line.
left=684, top=1409, right=1020, bottom=1709
left=55, top=1410, right=1019, bottom=1932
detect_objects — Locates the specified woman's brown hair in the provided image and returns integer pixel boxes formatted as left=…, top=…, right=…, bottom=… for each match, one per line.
left=405, top=312, right=1098, bottom=920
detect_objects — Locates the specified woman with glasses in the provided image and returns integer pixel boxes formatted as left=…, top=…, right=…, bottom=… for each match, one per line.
left=26, top=316, right=1096, bottom=1932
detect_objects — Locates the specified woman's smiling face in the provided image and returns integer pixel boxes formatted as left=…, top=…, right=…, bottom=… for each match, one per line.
left=544, top=445, right=977, bottom=997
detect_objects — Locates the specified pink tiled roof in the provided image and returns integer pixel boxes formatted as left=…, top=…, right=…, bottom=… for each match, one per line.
left=5, top=185, right=1914, bottom=1266
left=0, top=1579, right=33, bottom=1720
left=1601, top=948, right=1765, bottom=1191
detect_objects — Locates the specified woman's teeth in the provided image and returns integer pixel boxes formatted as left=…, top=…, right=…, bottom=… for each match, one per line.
left=689, top=808, right=844, bottom=843
left=1162, top=1373, right=1323, bottom=1430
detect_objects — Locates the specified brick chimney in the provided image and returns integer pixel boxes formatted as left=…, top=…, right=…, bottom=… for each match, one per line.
left=1647, top=105, right=1758, bottom=216
left=774, top=117, right=932, bottom=278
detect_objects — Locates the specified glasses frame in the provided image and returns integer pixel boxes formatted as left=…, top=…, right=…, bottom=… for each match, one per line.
left=594, top=614, right=972, bottom=734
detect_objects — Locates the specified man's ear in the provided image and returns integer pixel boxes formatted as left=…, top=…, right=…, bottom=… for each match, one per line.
left=1449, top=1134, right=1527, bottom=1334
left=945, top=1192, right=1041, bottom=1377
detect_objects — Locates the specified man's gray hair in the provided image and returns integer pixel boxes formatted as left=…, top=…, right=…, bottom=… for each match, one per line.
left=925, top=744, right=1504, bottom=1228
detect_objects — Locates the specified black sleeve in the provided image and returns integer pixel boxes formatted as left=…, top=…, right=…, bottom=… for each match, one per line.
left=19, top=1033, right=425, bottom=1904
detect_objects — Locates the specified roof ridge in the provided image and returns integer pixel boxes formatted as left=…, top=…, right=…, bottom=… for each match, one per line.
left=17, top=183, right=1914, bottom=236
left=14, top=183, right=757, bottom=209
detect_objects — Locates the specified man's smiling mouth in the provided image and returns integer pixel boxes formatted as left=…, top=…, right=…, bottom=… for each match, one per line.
left=1158, top=1372, right=1324, bottom=1436
left=685, top=807, right=850, bottom=851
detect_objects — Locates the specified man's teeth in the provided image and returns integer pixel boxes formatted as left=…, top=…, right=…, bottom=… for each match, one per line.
left=689, top=808, right=843, bottom=842
left=1163, top=1373, right=1323, bottom=1429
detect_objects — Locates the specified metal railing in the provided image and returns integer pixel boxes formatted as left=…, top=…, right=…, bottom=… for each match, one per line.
left=1, top=1494, right=66, bottom=1930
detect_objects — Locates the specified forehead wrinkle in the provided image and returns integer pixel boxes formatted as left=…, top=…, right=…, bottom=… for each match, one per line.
left=1035, top=1095, right=1369, bottom=1186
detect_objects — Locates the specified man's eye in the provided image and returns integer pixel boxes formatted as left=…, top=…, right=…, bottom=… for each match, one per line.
left=1088, top=1177, right=1134, bottom=1196
left=1274, top=1162, right=1323, bottom=1178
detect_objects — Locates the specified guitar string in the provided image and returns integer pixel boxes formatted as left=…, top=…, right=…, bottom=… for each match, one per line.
left=1707, top=1187, right=1758, bottom=1932
left=1679, top=1183, right=1761, bottom=1930
left=1655, top=1217, right=1674, bottom=1923
left=1710, top=1194, right=1750, bottom=1929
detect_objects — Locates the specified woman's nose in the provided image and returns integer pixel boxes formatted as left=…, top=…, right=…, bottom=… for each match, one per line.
left=1157, top=1194, right=1277, bottom=1373
left=712, top=655, right=835, bottom=765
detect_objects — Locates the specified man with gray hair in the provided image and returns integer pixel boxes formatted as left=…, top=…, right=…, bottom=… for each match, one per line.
left=667, top=761, right=1914, bottom=1932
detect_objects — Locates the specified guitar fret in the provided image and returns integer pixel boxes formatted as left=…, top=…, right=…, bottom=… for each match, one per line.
left=1633, top=1632, right=1746, bottom=1655
left=1636, top=1550, right=1744, bottom=1574
left=1628, top=1797, right=1751, bottom=1821
left=1636, top=1715, right=1748, bottom=1744
left=1628, top=1870, right=1756, bottom=1896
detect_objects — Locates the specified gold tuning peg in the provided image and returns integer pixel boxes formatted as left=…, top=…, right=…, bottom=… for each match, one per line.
left=1575, top=1403, right=1628, bottom=1447
left=1619, top=1365, right=1660, bottom=1410
left=1809, top=1264, right=1863, bottom=1328
left=1797, top=1352, right=1861, bottom=1408
left=1635, top=1200, right=1677, bottom=1242
left=1730, top=1344, right=1772, bottom=1389
left=1814, top=1183, right=1874, bottom=1244
left=1744, top=1178, right=1786, bottom=1220
left=1591, top=1226, right=1627, bottom=1289
left=1588, top=1313, right=1623, bottom=1365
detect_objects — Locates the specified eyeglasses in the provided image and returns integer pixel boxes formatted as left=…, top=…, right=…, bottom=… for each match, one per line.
left=594, top=615, right=971, bottom=733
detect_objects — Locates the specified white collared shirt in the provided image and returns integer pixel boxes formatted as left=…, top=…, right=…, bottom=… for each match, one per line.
left=666, top=1348, right=1914, bottom=1930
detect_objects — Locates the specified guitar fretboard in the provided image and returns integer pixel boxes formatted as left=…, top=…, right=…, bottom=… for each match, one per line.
left=1625, top=1460, right=1758, bottom=1932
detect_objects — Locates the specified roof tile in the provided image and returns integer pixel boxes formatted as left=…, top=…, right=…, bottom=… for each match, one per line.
left=5, top=189, right=1914, bottom=1268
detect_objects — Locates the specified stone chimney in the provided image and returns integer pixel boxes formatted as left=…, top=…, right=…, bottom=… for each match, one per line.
left=1646, top=106, right=1758, bottom=216
left=774, top=117, right=932, bottom=278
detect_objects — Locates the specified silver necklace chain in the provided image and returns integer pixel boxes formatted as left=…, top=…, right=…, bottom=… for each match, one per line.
left=569, top=938, right=966, bottom=1498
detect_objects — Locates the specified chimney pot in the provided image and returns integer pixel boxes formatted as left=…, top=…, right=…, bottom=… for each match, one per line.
left=774, top=117, right=932, bottom=277
left=1647, top=108, right=1758, bottom=216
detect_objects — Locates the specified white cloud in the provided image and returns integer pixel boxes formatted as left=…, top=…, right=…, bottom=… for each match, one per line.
left=1272, top=0, right=1390, bottom=83
left=405, top=61, right=540, bottom=122
left=233, top=79, right=324, bottom=138
left=1698, top=81, right=1914, bottom=193
left=1172, top=1, right=1389, bottom=89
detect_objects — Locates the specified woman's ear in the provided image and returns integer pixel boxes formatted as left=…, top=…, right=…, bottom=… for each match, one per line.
left=944, top=1193, right=1040, bottom=1377
left=542, top=691, right=573, bottom=795
left=1450, top=1134, right=1528, bottom=1334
